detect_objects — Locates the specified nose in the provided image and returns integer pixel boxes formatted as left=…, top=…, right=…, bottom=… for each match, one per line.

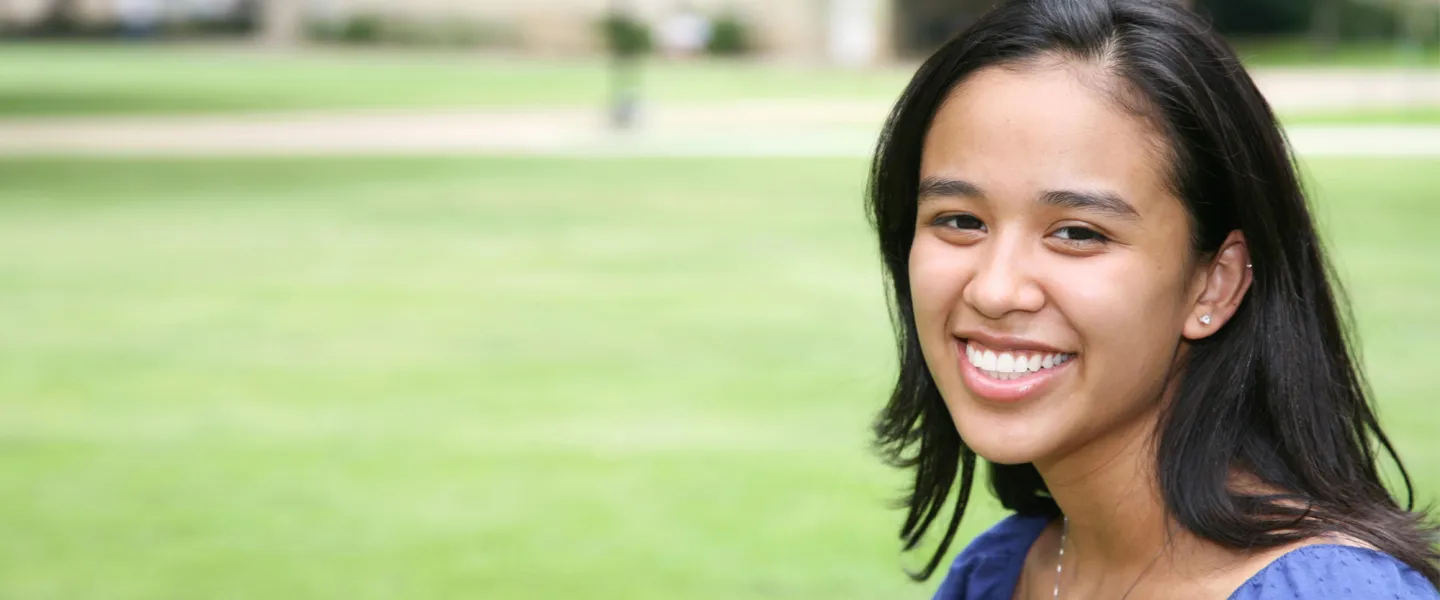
left=961, top=233, right=1045, bottom=320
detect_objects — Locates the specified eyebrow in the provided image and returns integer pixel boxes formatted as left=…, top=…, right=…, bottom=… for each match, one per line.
left=1040, top=189, right=1141, bottom=221
left=918, top=176, right=984, bottom=200
left=917, top=176, right=1141, bottom=221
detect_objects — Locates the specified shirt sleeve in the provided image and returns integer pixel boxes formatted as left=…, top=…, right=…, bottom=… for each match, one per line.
left=1229, top=545, right=1440, bottom=600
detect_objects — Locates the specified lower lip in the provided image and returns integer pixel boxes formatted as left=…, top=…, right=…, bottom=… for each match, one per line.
left=955, top=340, right=1072, bottom=404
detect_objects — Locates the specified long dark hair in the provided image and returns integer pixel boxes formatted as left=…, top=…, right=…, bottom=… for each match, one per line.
left=869, top=0, right=1439, bottom=584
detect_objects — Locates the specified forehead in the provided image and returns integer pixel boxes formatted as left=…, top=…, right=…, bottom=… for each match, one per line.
left=920, top=63, right=1173, bottom=209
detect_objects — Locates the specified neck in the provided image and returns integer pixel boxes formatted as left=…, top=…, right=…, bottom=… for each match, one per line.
left=1036, top=400, right=1176, bottom=569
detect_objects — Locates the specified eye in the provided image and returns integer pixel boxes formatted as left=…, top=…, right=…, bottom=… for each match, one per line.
left=1052, top=226, right=1109, bottom=243
left=932, top=213, right=987, bottom=231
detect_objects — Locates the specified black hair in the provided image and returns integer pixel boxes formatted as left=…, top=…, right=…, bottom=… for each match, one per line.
left=868, top=0, right=1439, bottom=584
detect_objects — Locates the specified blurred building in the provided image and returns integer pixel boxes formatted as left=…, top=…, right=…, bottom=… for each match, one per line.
left=0, top=0, right=977, bottom=63
left=0, top=0, right=1207, bottom=64
left=0, top=0, right=244, bottom=28
left=335, top=0, right=909, bottom=63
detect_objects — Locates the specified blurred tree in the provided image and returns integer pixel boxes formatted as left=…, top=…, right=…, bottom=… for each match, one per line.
left=893, top=0, right=991, bottom=55
left=1384, top=0, right=1440, bottom=52
left=1195, top=0, right=1313, bottom=35
left=895, top=0, right=1191, bottom=55
left=707, top=13, right=751, bottom=56
left=602, top=0, right=646, bottom=129
left=36, top=0, right=84, bottom=35
left=1312, top=0, right=1438, bottom=53
left=1311, top=0, right=1343, bottom=51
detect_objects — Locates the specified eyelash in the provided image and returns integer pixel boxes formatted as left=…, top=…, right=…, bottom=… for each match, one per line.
left=1052, top=226, right=1110, bottom=244
left=932, top=214, right=986, bottom=231
left=930, top=213, right=1111, bottom=245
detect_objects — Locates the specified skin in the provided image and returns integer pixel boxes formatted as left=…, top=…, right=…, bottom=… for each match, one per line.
left=907, top=58, right=1315, bottom=598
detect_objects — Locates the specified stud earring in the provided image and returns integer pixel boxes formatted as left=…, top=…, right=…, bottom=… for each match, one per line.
left=1199, top=314, right=1212, bottom=325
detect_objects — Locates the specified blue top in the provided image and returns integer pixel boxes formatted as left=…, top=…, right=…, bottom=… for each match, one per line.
left=934, top=513, right=1440, bottom=600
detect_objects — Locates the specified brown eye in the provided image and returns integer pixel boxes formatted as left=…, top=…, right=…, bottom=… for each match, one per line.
left=1053, top=226, right=1108, bottom=243
left=934, top=214, right=987, bottom=231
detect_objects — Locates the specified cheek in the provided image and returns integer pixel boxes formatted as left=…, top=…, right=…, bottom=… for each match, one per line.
left=1065, top=262, right=1174, bottom=324
left=907, top=237, right=966, bottom=332
left=1050, top=257, right=1187, bottom=389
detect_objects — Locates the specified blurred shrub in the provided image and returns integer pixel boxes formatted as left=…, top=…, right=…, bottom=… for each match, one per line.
left=161, top=8, right=257, bottom=38
left=706, top=13, right=753, bottom=56
left=1334, top=1, right=1401, bottom=39
left=1198, top=0, right=1311, bottom=36
left=340, top=14, right=385, bottom=43
left=599, top=13, right=653, bottom=57
left=309, top=14, right=518, bottom=48
left=32, top=0, right=85, bottom=36
left=1199, top=0, right=1436, bottom=41
left=1334, top=1, right=1438, bottom=42
left=21, top=0, right=118, bottom=37
left=439, top=21, right=518, bottom=47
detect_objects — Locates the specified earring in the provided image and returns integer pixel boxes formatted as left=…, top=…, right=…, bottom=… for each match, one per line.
left=1199, top=314, right=1212, bottom=325
left=1246, top=263, right=1253, bottom=269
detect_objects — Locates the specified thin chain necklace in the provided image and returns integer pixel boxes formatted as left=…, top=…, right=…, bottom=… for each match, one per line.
left=1052, top=516, right=1170, bottom=600
left=1052, top=516, right=1067, bottom=599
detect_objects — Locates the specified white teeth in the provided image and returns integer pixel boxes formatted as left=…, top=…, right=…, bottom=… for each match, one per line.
left=965, top=342, right=1074, bottom=379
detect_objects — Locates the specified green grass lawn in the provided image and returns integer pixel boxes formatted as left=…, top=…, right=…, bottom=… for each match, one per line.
left=0, top=156, right=1437, bottom=599
left=0, top=42, right=1435, bottom=125
left=0, top=43, right=911, bottom=116
left=1282, top=106, right=1440, bottom=125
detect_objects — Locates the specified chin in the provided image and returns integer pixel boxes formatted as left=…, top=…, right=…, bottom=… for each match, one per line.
left=965, top=439, right=1051, bottom=466
left=951, top=406, right=1059, bottom=466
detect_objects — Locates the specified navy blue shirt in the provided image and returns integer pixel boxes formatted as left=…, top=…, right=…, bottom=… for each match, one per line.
left=934, top=513, right=1440, bottom=599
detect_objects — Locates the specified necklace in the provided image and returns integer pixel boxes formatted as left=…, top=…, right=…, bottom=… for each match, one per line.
left=1052, top=516, right=1170, bottom=600
left=1053, top=516, right=1067, bottom=599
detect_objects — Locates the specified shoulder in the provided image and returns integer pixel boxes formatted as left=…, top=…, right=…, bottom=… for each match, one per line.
left=932, top=513, right=1052, bottom=600
left=1229, top=544, right=1439, bottom=600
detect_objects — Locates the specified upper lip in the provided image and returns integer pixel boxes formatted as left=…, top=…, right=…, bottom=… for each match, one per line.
left=954, top=330, right=1071, bottom=355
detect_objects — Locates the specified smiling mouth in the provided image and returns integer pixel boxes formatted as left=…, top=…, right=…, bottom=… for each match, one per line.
left=963, top=340, right=1076, bottom=381
left=953, top=338, right=1076, bottom=403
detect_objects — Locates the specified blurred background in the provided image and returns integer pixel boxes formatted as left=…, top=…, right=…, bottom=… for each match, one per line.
left=0, top=1, right=1435, bottom=599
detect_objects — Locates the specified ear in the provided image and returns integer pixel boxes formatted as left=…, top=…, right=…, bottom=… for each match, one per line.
left=1183, top=231, right=1252, bottom=340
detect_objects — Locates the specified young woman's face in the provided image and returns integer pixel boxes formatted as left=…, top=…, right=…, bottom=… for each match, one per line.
left=910, top=63, right=1200, bottom=467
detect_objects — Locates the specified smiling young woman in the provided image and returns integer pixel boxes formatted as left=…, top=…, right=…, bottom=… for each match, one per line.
left=868, top=1, right=1440, bottom=599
